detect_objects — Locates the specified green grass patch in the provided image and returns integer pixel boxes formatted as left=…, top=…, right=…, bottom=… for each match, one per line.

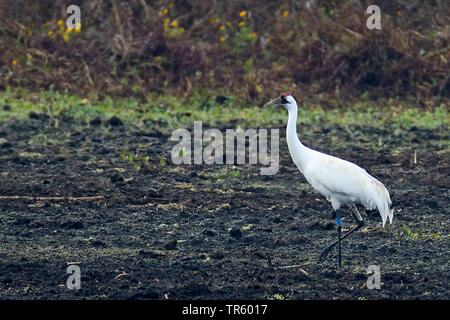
left=0, top=88, right=447, bottom=130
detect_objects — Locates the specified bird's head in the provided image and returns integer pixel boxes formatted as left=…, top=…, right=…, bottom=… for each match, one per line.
left=263, top=93, right=298, bottom=112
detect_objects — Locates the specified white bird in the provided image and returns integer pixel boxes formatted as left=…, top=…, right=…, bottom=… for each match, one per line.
left=264, top=93, right=393, bottom=266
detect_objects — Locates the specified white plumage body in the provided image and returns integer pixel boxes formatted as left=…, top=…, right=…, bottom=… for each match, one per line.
left=264, top=93, right=394, bottom=265
left=281, top=95, right=393, bottom=227
left=290, top=145, right=393, bottom=226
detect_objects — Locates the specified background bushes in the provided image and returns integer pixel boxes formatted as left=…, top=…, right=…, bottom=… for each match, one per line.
left=0, top=0, right=448, bottom=105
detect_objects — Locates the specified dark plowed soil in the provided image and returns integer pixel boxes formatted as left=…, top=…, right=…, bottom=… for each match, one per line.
left=0, top=114, right=448, bottom=299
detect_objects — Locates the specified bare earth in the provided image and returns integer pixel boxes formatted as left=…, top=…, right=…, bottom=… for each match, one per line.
left=0, top=114, right=448, bottom=299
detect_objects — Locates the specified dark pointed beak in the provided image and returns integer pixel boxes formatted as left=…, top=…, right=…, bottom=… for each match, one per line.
left=263, top=97, right=282, bottom=108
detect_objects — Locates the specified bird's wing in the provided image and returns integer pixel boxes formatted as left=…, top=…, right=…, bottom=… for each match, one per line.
left=303, top=153, right=393, bottom=226
left=303, top=154, right=370, bottom=205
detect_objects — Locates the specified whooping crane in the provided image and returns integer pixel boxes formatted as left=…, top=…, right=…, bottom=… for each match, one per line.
left=263, top=93, right=394, bottom=267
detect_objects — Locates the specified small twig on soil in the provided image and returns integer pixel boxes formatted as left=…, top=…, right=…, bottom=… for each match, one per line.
left=276, top=265, right=309, bottom=275
left=0, top=195, right=104, bottom=201
left=115, top=272, right=128, bottom=279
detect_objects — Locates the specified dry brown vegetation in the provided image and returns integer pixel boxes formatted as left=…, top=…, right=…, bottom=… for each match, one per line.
left=0, top=0, right=448, bottom=105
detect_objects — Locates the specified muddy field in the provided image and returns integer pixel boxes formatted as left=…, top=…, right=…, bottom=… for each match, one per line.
left=0, top=113, right=448, bottom=299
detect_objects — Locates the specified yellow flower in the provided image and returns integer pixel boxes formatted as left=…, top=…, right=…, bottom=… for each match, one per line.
left=164, top=18, right=170, bottom=24
left=57, top=19, right=63, bottom=25
left=171, top=20, right=178, bottom=27
left=250, top=32, right=257, bottom=38
left=396, top=10, right=401, bottom=16
left=12, top=60, right=17, bottom=65
left=238, top=21, right=245, bottom=28
left=283, top=11, right=288, bottom=18
left=75, top=22, right=82, bottom=28
left=75, top=28, right=81, bottom=33
left=239, top=11, right=247, bottom=17
left=67, top=27, right=73, bottom=33
left=180, top=27, right=185, bottom=33
left=48, top=30, right=53, bottom=35
left=219, top=25, right=225, bottom=31
left=158, top=8, right=168, bottom=16
left=63, top=33, right=69, bottom=42
left=220, top=36, right=226, bottom=42
left=226, top=22, right=231, bottom=27
left=209, top=17, right=218, bottom=25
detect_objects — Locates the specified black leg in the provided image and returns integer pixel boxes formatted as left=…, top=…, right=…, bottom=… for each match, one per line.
left=337, top=216, right=342, bottom=268
left=318, top=205, right=365, bottom=264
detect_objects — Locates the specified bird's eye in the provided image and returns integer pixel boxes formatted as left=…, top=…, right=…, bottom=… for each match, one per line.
left=281, top=96, right=289, bottom=104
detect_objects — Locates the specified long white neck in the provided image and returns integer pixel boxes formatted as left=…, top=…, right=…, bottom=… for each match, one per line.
left=286, top=103, right=312, bottom=173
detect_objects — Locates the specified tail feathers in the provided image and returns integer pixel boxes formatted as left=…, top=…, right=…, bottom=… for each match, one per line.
left=365, top=178, right=394, bottom=227
left=388, top=202, right=394, bottom=224
left=380, top=200, right=394, bottom=227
